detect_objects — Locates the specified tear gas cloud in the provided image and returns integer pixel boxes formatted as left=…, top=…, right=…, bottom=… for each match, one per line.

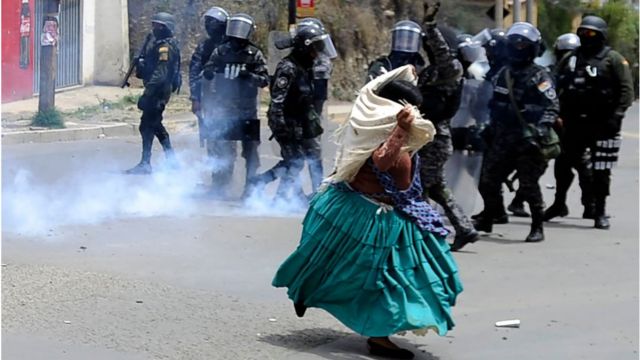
left=2, top=147, right=308, bottom=237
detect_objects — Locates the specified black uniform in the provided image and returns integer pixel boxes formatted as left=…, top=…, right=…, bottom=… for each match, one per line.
left=549, top=46, right=633, bottom=224
left=201, top=40, right=269, bottom=192
left=367, top=51, right=426, bottom=82
left=134, top=36, right=181, bottom=168
left=477, top=64, right=559, bottom=234
left=416, top=23, right=477, bottom=244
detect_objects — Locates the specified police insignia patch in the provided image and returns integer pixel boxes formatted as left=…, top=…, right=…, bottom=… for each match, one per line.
left=544, top=88, right=556, bottom=100
left=158, top=46, right=169, bottom=61
left=276, top=77, right=289, bottom=88
left=537, top=80, right=551, bottom=93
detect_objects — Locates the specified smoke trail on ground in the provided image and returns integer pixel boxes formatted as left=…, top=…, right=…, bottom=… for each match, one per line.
left=2, top=149, right=308, bottom=237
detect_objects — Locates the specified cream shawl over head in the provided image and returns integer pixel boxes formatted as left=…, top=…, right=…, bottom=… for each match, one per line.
left=327, top=65, right=436, bottom=184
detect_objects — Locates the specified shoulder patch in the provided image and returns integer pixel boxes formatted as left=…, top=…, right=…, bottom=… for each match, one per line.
left=275, top=76, right=289, bottom=89
left=537, top=80, right=552, bottom=93
left=159, top=46, right=169, bottom=61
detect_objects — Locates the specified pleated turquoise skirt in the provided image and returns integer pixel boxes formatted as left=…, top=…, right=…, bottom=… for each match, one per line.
left=272, top=184, right=463, bottom=337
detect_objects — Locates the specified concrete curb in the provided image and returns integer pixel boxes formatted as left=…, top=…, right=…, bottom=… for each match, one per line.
left=2, top=110, right=352, bottom=145
left=2, top=123, right=137, bottom=145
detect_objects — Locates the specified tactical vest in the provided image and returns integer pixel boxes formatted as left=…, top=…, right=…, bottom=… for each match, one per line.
left=490, top=65, right=548, bottom=137
left=559, top=47, right=616, bottom=119
left=210, top=43, right=262, bottom=119
left=142, top=38, right=180, bottom=87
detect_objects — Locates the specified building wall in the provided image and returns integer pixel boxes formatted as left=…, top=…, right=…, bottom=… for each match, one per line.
left=2, top=0, right=35, bottom=102
left=92, top=0, right=129, bottom=85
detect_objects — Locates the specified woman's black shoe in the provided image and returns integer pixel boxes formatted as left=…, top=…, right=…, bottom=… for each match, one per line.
left=367, top=339, right=415, bottom=359
left=294, top=301, right=307, bottom=317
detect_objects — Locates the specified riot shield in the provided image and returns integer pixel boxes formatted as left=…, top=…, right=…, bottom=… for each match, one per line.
left=445, top=151, right=483, bottom=215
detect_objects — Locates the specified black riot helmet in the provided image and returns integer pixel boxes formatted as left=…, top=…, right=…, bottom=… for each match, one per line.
left=391, top=20, right=422, bottom=53
left=293, top=25, right=338, bottom=60
left=204, top=7, right=228, bottom=39
left=577, top=15, right=607, bottom=54
left=477, top=28, right=507, bottom=68
left=151, top=12, right=176, bottom=38
left=506, top=22, right=541, bottom=67
left=226, top=13, right=255, bottom=40
left=298, top=17, right=325, bottom=32
left=554, top=33, right=580, bottom=60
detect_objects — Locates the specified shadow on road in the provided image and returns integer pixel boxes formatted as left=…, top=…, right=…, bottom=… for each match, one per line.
left=259, top=328, right=441, bottom=359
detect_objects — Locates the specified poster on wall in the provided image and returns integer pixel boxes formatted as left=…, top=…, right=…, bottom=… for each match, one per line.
left=297, top=0, right=315, bottom=18
left=41, top=18, right=59, bottom=47
left=19, top=0, right=31, bottom=68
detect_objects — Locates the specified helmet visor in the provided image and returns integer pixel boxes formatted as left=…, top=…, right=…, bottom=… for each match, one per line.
left=459, top=44, right=487, bottom=63
left=391, top=27, right=421, bottom=53
left=309, top=34, right=338, bottom=59
left=226, top=17, right=253, bottom=39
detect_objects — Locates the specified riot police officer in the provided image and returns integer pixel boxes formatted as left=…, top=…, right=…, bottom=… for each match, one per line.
left=474, top=22, right=560, bottom=242
left=125, top=12, right=181, bottom=175
left=367, top=20, right=426, bottom=81
left=202, top=13, right=269, bottom=196
left=189, top=7, right=228, bottom=152
left=553, top=33, right=580, bottom=68
left=296, top=18, right=337, bottom=193
left=545, top=16, right=634, bottom=229
left=416, top=1, right=479, bottom=251
left=249, top=25, right=337, bottom=202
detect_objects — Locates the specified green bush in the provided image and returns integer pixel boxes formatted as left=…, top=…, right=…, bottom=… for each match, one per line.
left=32, top=108, right=65, bottom=129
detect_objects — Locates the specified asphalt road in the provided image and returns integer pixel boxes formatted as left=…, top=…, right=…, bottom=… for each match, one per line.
left=2, top=104, right=638, bottom=359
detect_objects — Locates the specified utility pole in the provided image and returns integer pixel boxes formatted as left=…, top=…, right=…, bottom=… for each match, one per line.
left=526, top=0, right=534, bottom=23
left=513, top=0, right=521, bottom=22
left=495, top=0, right=504, bottom=28
left=288, top=0, right=297, bottom=34
left=38, top=0, right=60, bottom=113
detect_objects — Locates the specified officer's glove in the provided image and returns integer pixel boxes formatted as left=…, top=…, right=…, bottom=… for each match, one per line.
left=422, top=1, right=441, bottom=26
left=604, top=113, right=624, bottom=138
left=203, top=69, right=214, bottom=81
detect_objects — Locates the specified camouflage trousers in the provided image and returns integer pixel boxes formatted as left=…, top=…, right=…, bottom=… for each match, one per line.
left=418, top=134, right=475, bottom=236
left=479, top=143, right=547, bottom=220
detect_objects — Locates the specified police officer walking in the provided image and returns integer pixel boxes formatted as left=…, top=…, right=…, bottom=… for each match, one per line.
left=545, top=16, right=634, bottom=229
left=415, top=1, right=479, bottom=251
left=367, top=20, right=426, bottom=81
left=249, top=25, right=337, bottom=202
left=474, top=22, right=560, bottom=243
left=202, top=13, right=270, bottom=196
left=188, top=7, right=228, bottom=162
left=125, top=12, right=181, bottom=175
left=296, top=18, right=337, bottom=193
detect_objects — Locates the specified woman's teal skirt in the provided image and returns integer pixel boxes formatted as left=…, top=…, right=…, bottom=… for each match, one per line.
left=272, top=184, right=463, bottom=337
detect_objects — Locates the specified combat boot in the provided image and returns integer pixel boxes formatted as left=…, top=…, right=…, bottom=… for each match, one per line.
left=508, top=200, right=530, bottom=217
left=473, top=214, right=493, bottom=233
left=594, top=198, right=610, bottom=229
left=543, top=202, right=569, bottom=221
left=451, top=229, right=480, bottom=252
left=525, top=212, right=545, bottom=242
left=471, top=210, right=508, bottom=224
left=582, top=202, right=596, bottom=220
left=124, top=161, right=152, bottom=175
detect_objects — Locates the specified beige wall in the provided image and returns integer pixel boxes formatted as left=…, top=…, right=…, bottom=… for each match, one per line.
left=84, top=0, right=130, bottom=85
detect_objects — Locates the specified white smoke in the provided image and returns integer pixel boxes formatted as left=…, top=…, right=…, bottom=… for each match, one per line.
left=2, top=148, right=309, bottom=237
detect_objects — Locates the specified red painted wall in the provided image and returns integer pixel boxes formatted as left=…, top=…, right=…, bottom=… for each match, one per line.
left=2, top=0, right=35, bottom=103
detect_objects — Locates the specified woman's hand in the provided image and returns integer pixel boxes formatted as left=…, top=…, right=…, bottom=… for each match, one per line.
left=397, top=105, right=415, bottom=131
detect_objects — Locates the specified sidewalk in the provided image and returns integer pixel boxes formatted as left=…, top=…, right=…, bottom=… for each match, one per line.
left=1, top=86, right=353, bottom=145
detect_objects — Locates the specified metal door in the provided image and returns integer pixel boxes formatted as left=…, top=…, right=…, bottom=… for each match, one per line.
left=33, top=0, right=83, bottom=93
